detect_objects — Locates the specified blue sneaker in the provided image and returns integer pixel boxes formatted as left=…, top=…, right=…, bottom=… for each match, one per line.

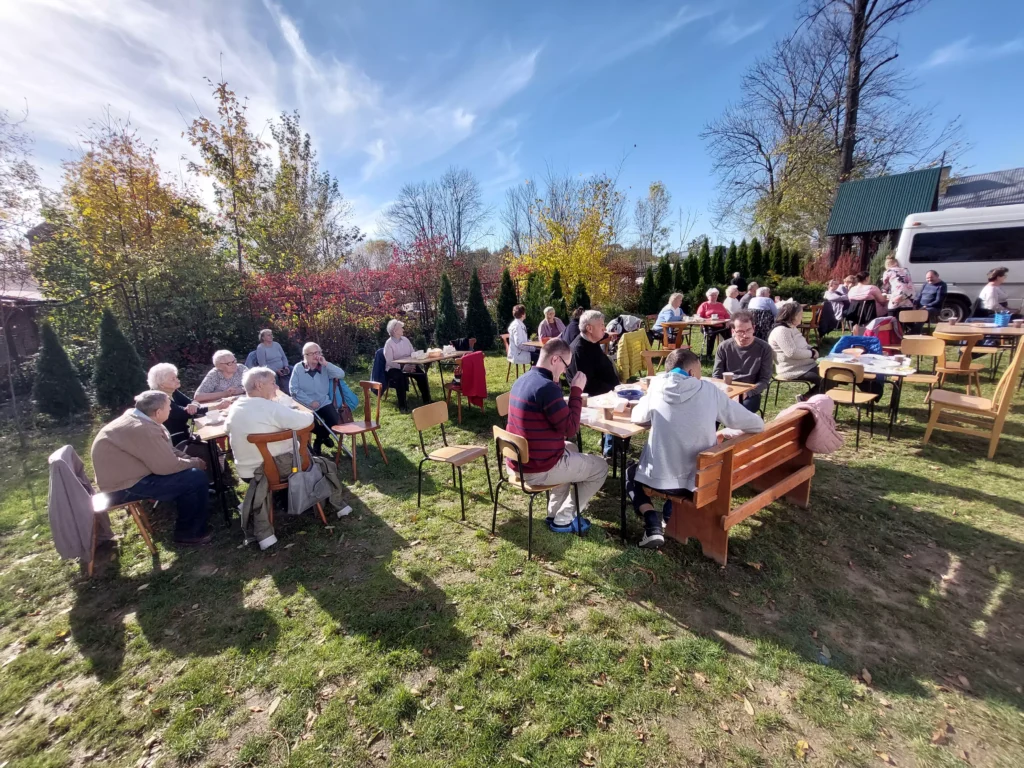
left=548, top=517, right=591, bottom=534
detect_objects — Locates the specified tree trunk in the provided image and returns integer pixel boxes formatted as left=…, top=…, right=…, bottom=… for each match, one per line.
left=1, top=309, right=27, bottom=449
left=840, top=0, right=868, bottom=180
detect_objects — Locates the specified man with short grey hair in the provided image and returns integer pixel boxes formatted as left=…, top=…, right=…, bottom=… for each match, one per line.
left=92, top=390, right=212, bottom=546
left=569, top=309, right=620, bottom=457
left=227, top=367, right=314, bottom=482
left=748, top=286, right=777, bottom=317
left=739, top=282, right=759, bottom=309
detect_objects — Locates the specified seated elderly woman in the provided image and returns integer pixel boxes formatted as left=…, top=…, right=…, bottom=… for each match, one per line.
left=255, top=329, right=291, bottom=392
left=723, top=285, right=742, bottom=315
left=148, top=363, right=228, bottom=445
left=194, top=350, right=248, bottom=404
left=768, top=301, right=821, bottom=398
left=289, top=342, right=347, bottom=454
left=91, top=390, right=211, bottom=546
left=537, top=306, right=566, bottom=340
left=383, top=319, right=432, bottom=413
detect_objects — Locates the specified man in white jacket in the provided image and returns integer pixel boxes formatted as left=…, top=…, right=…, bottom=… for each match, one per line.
left=627, top=348, right=764, bottom=549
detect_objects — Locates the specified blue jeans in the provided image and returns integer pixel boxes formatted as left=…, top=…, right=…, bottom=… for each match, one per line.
left=115, top=468, right=210, bottom=540
left=603, top=433, right=614, bottom=456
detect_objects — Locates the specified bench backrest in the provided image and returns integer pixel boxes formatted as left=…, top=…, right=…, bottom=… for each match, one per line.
left=693, top=410, right=812, bottom=507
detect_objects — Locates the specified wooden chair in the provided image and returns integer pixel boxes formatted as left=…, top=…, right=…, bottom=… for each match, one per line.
left=800, top=304, right=824, bottom=344
left=246, top=422, right=329, bottom=528
left=492, top=426, right=581, bottom=559
left=496, top=391, right=510, bottom=418
left=761, top=375, right=816, bottom=417
left=412, top=401, right=493, bottom=520
left=898, top=309, right=929, bottom=327
left=933, top=331, right=985, bottom=397
left=444, top=344, right=484, bottom=425
left=89, top=494, right=157, bottom=577
left=901, top=336, right=944, bottom=407
left=819, top=360, right=879, bottom=450
left=653, top=410, right=815, bottom=565
left=923, top=342, right=1024, bottom=459
left=644, top=315, right=660, bottom=347
left=331, top=381, right=387, bottom=482
left=501, top=334, right=527, bottom=382
left=642, top=350, right=668, bottom=376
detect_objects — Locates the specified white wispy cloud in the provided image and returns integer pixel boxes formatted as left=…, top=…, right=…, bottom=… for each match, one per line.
left=709, top=13, right=768, bottom=45
left=0, top=0, right=540, bottom=196
left=924, top=36, right=1024, bottom=68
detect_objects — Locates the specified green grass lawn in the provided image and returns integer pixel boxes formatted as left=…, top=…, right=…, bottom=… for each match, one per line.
left=1, top=336, right=1023, bottom=767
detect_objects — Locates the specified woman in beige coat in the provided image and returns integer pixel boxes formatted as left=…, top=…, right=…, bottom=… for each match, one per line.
left=768, top=302, right=820, bottom=398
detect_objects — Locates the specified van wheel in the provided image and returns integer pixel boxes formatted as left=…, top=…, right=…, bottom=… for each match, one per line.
left=939, top=298, right=969, bottom=323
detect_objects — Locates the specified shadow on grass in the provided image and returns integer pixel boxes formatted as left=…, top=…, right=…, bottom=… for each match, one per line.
left=586, top=460, right=1024, bottom=709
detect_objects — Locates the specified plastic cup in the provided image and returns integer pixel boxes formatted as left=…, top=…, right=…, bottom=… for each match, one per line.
left=949, top=318, right=958, bottom=326
left=723, top=372, right=734, bottom=385
left=580, top=393, right=588, bottom=407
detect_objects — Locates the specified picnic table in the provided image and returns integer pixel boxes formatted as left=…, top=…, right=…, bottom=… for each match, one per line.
left=194, top=392, right=312, bottom=524
left=820, top=353, right=917, bottom=439
left=573, top=378, right=755, bottom=540
left=391, top=350, right=469, bottom=389
left=934, top=321, right=1024, bottom=380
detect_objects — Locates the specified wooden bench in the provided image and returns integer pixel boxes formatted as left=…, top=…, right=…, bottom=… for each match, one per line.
left=652, top=410, right=815, bottom=565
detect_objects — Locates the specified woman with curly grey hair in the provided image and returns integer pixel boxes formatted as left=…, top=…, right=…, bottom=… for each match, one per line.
left=149, top=363, right=228, bottom=445
left=383, top=319, right=432, bottom=413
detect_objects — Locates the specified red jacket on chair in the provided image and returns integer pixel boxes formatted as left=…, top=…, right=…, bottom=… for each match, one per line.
left=459, top=351, right=487, bottom=406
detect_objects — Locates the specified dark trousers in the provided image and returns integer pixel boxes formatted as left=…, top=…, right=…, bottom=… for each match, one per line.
left=625, top=462, right=693, bottom=532
left=741, top=392, right=762, bottom=413
left=115, top=468, right=209, bottom=540
left=313, top=403, right=341, bottom=451
left=386, top=368, right=431, bottom=409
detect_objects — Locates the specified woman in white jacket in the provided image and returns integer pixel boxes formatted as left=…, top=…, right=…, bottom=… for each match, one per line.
left=507, top=304, right=532, bottom=366
left=767, top=302, right=820, bottom=395
left=626, top=348, right=763, bottom=549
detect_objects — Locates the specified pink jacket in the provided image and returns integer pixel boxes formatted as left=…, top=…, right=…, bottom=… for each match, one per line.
left=774, top=395, right=843, bottom=453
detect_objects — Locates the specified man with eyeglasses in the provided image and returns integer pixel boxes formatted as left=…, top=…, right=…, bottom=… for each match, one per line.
left=712, top=310, right=773, bottom=413
left=506, top=338, right=609, bottom=534
left=194, top=349, right=248, bottom=404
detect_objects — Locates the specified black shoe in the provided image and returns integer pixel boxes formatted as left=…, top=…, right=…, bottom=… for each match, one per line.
left=639, top=529, right=665, bottom=549
left=174, top=531, right=214, bottom=547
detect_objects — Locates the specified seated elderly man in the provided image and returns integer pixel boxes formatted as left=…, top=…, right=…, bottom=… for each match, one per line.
left=747, top=286, right=778, bottom=317
left=627, top=348, right=763, bottom=548
left=507, top=339, right=609, bottom=533
left=288, top=342, right=346, bottom=454
left=91, top=390, right=211, bottom=546
left=569, top=309, right=620, bottom=457
left=148, top=362, right=228, bottom=446
left=194, top=350, right=247, bottom=404
left=255, top=329, right=291, bottom=392
left=226, top=367, right=314, bottom=481
left=739, top=282, right=759, bottom=309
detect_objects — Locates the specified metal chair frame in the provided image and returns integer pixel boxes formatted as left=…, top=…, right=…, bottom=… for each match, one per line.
left=413, top=401, right=493, bottom=520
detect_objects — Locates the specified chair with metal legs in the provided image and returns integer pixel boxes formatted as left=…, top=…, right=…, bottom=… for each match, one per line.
left=819, top=360, right=879, bottom=450
left=412, top=401, right=493, bottom=520
left=492, top=426, right=581, bottom=560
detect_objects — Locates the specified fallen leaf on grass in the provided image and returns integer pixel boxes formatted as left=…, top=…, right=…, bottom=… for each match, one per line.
left=580, top=752, right=596, bottom=767
left=877, top=696, right=892, bottom=708
left=930, top=725, right=949, bottom=745
left=746, top=561, right=762, bottom=570
left=810, top=630, right=818, bottom=639
left=642, top=656, right=650, bottom=673
left=875, top=751, right=896, bottom=765
left=249, top=706, right=264, bottom=713
left=591, top=673, right=608, bottom=687
left=862, top=668, right=873, bottom=686
left=728, top=590, right=740, bottom=597
left=794, top=739, right=811, bottom=760
left=137, top=583, right=150, bottom=592
left=597, top=712, right=612, bottom=730
left=693, top=672, right=707, bottom=685
left=743, top=697, right=755, bottom=716
left=719, top=721, right=731, bottom=733
left=268, top=696, right=282, bottom=717
left=284, top=543, right=295, bottom=549
left=511, top=756, right=531, bottom=765
left=957, top=674, right=971, bottom=691
left=453, top=705, right=464, bottom=711
left=668, top=685, right=678, bottom=696
left=409, top=540, right=422, bottom=547
left=366, top=731, right=382, bottom=747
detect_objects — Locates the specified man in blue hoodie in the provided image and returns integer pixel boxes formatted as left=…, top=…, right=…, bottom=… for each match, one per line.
left=626, top=348, right=764, bottom=549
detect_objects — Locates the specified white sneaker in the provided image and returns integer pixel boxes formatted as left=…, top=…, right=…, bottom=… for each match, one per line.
left=258, top=534, right=278, bottom=551
left=638, top=531, right=665, bottom=549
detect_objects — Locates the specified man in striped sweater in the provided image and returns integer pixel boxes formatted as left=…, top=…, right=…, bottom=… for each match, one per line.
left=506, top=339, right=609, bottom=533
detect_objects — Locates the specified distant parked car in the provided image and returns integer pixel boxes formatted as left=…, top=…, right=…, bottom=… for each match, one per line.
left=894, top=203, right=1024, bottom=321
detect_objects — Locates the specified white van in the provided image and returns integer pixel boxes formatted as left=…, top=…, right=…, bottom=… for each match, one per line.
left=894, top=203, right=1024, bottom=321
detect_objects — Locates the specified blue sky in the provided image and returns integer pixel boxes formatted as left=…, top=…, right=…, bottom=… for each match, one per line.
left=1, top=0, right=1022, bottom=248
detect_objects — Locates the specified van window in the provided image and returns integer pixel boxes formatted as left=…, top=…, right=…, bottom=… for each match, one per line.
left=908, top=226, right=1024, bottom=264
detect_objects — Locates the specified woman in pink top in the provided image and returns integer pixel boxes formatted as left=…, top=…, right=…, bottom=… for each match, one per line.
left=696, top=288, right=731, bottom=319
left=846, top=271, right=887, bottom=333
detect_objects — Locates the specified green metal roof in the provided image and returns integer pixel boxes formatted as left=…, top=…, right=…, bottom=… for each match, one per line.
left=826, top=167, right=943, bottom=236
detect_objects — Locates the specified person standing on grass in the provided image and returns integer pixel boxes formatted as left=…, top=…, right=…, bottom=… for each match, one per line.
left=627, top=348, right=763, bottom=549
left=91, top=390, right=211, bottom=546
left=882, top=256, right=915, bottom=315
left=712, top=310, right=773, bottom=413
left=255, top=329, right=291, bottom=392
left=506, top=339, right=609, bottom=534
left=568, top=309, right=620, bottom=458
left=730, top=272, right=747, bottom=292
left=507, top=304, right=532, bottom=368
